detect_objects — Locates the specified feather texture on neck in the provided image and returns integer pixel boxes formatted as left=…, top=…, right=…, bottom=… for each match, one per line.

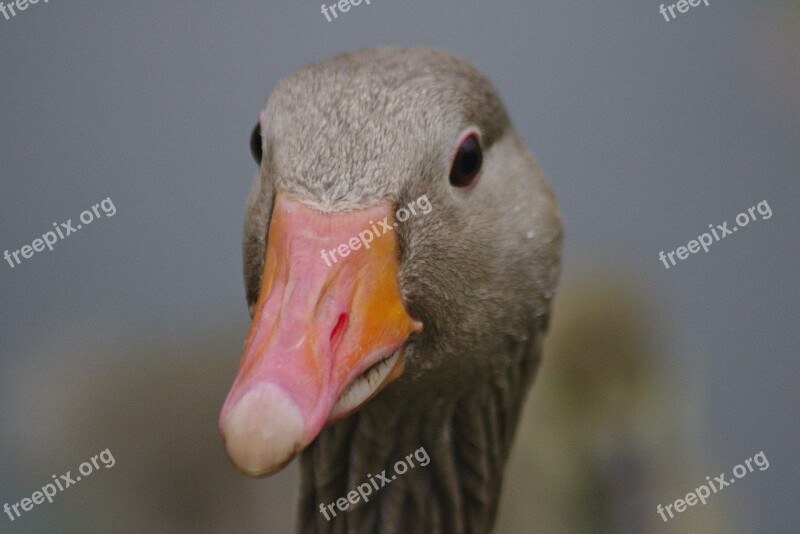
left=298, top=321, right=545, bottom=534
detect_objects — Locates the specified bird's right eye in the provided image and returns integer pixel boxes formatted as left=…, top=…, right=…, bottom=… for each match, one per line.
left=449, top=129, right=483, bottom=189
left=250, top=123, right=263, bottom=165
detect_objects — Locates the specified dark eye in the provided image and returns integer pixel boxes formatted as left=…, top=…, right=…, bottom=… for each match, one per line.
left=449, top=133, right=482, bottom=188
left=250, top=123, right=263, bottom=165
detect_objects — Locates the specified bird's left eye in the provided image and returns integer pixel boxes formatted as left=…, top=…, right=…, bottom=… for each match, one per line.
left=449, top=131, right=482, bottom=188
left=250, top=123, right=263, bottom=165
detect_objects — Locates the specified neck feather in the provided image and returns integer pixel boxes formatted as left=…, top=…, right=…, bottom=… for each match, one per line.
left=297, top=330, right=543, bottom=533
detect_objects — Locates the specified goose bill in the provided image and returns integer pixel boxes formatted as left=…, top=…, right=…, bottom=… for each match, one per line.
left=219, top=193, right=421, bottom=477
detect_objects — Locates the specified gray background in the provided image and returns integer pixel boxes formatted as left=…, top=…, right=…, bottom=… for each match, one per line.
left=1, top=1, right=798, bottom=532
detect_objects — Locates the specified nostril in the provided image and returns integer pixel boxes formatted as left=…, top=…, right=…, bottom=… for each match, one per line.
left=330, top=313, right=348, bottom=348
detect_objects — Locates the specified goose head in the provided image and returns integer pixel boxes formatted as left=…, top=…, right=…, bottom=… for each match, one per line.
left=219, top=47, right=562, bottom=492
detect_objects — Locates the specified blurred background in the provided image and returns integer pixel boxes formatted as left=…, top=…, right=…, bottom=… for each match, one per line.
left=1, top=1, right=798, bottom=532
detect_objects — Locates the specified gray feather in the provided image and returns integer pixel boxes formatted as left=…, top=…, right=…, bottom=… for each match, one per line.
left=243, top=47, right=563, bottom=533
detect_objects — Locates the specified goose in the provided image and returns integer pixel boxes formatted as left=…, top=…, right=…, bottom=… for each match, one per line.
left=219, top=47, right=563, bottom=533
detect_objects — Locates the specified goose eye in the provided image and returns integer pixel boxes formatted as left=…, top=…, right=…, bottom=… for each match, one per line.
left=449, top=133, right=482, bottom=188
left=250, top=123, right=263, bottom=165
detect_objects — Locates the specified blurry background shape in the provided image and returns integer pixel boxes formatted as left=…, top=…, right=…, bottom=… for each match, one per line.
left=2, top=326, right=298, bottom=533
left=497, top=266, right=728, bottom=533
